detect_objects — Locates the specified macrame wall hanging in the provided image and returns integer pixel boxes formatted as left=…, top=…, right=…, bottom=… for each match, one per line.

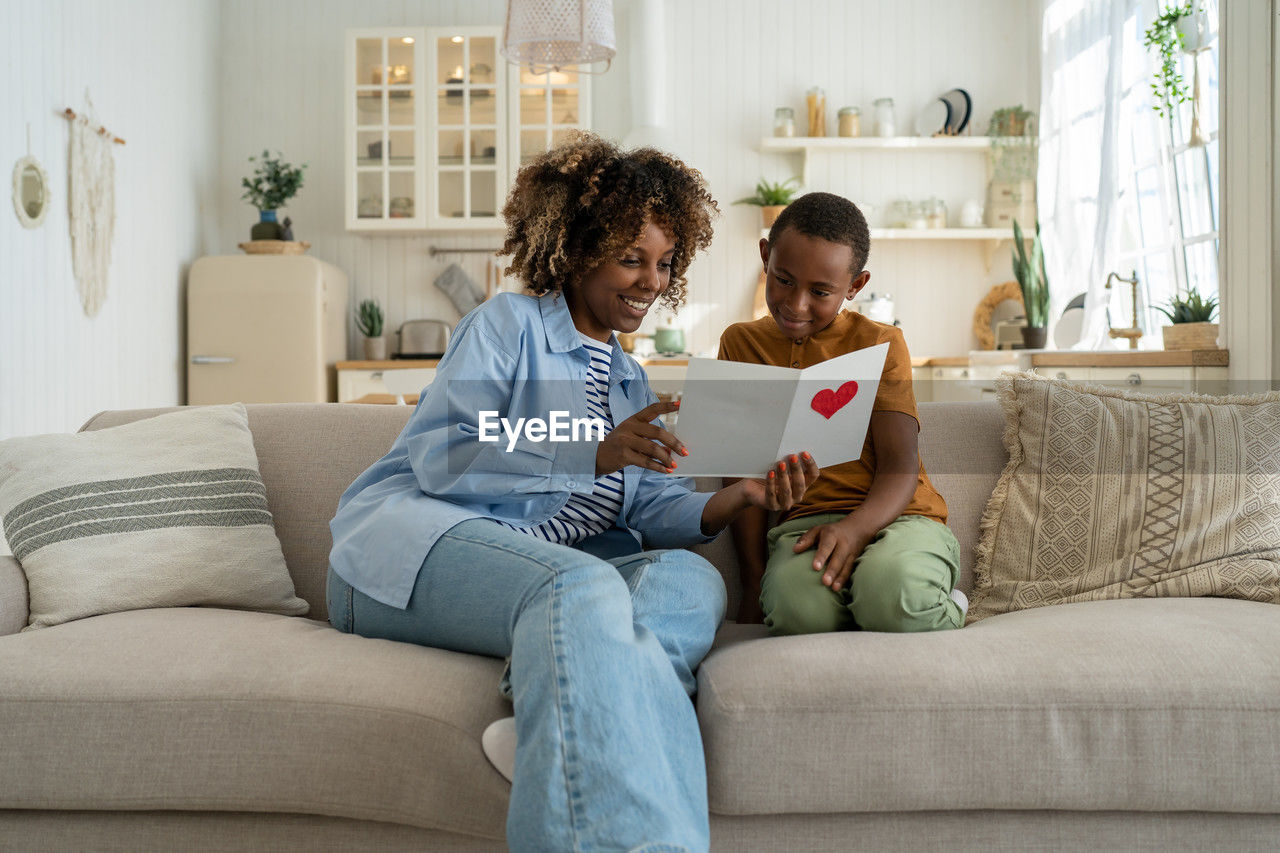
left=62, top=98, right=124, bottom=317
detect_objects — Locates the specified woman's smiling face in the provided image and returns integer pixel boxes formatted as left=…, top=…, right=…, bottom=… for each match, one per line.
left=566, top=219, right=676, bottom=342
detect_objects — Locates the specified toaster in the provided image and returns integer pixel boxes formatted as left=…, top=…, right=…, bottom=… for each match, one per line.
left=394, top=319, right=452, bottom=358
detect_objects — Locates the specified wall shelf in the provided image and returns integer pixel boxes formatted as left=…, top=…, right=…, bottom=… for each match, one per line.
left=760, top=136, right=996, bottom=184
left=758, top=135, right=1033, bottom=270
left=760, top=136, right=993, bottom=151
left=761, top=226, right=1017, bottom=268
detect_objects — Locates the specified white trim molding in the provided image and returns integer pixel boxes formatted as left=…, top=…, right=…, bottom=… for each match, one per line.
left=1220, top=0, right=1276, bottom=386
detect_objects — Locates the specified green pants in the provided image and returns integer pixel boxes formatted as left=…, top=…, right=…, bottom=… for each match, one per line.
left=761, top=513, right=963, bottom=636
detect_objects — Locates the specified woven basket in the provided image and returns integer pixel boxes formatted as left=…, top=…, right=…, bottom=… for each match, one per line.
left=1161, top=322, right=1219, bottom=351
left=238, top=240, right=311, bottom=255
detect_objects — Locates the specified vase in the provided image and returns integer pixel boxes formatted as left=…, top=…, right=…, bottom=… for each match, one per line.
left=362, top=336, right=387, bottom=360
left=1020, top=326, right=1048, bottom=350
left=250, top=209, right=284, bottom=241
left=761, top=205, right=786, bottom=229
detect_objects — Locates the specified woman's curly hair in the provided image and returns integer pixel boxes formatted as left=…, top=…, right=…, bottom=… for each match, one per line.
left=499, top=132, right=718, bottom=312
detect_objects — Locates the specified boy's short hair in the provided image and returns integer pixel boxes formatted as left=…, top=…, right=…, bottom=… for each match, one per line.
left=767, top=192, right=870, bottom=274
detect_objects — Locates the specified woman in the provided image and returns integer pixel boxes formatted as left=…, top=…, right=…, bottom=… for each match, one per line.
left=327, top=133, right=818, bottom=852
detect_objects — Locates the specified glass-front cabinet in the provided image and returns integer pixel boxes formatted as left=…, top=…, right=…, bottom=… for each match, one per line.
left=347, top=29, right=426, bottom=230
left=345, top=26, right=591, bottom=232
left=429, top=29, right=504, bottom=229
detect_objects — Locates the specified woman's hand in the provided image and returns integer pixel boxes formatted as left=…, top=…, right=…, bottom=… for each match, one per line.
left=700, top=452, right=821, bottom=537
left=792, top=517, right=876, bottom=592
left=596, top=401, right=685, bottom=477
left=737, top=452, right=821, bottom=513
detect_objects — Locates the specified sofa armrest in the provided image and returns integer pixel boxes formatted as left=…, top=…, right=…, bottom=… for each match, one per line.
left=0, top=555, right=29, bottom=635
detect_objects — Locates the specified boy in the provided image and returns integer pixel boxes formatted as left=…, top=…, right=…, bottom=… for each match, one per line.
left=718, top=191, right=966, bottom=634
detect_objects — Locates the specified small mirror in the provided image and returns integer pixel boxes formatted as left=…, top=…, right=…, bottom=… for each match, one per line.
left=12, top=155, right=49, bottom=229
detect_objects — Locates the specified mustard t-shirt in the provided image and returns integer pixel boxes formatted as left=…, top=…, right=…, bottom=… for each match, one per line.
left=717, top=310, right=947, bottom=525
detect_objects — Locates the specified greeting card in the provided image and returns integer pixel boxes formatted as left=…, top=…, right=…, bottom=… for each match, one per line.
left=670, top=343, right=889, bottom=476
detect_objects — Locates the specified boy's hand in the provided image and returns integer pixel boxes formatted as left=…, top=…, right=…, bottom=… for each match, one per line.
left=793, top=518, right=875, bottom=592
left=738, top=452, right=820, bottom=512
left=596, top=401, right=685, bottom=476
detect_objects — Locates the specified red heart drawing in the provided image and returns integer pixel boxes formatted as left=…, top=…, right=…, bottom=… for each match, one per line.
left=810, top=381, right=859, bottom=419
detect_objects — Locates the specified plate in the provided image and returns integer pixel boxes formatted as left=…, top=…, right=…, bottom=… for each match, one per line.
left=941, top=88, right=972, bottom=135
left=1053, top=292, right=1088, bottom=348
left=914, top=98, right=951, bottom=137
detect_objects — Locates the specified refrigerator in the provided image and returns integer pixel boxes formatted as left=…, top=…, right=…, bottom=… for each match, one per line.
left=187, top=255, right=349, bottom=405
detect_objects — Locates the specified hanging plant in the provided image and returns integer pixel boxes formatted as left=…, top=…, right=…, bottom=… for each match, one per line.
left=1143, top=3, right=1194, bottom=118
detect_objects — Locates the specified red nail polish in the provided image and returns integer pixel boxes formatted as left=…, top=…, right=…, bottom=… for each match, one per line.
left=790, top=455, right=798, bottom=464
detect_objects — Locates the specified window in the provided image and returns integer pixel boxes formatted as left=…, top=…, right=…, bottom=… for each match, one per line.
left=1114, top=0, right=1219, bottom=337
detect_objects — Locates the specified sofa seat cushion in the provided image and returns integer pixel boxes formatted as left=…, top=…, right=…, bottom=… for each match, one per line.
left=0, top=608, right=510, bottom=839
left=697, top=598, right=1280, bottom=816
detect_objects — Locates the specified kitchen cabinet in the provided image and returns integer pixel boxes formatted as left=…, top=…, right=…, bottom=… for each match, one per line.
left=345, top=27, right=591, bottom=232
left=1034, top=365, right=1228, bottom=394
left=337, top=361, right=437, bottom=403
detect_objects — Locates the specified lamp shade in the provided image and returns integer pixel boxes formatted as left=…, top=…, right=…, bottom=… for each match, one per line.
left=502, top=0, right=616, bottom=71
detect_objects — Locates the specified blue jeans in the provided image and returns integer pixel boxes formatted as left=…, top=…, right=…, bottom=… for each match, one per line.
left=326, top=519, right=727, bottom=853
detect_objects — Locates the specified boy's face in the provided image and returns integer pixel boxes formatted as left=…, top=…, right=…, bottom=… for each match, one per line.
left=761, top=227, right=870, bottom=341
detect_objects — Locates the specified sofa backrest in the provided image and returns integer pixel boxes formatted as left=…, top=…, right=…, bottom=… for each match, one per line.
left=83, top=401, right=1008, bottom=622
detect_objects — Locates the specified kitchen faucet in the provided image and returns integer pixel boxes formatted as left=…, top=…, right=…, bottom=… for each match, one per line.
left=1105, top=270, right=1143, bottom=350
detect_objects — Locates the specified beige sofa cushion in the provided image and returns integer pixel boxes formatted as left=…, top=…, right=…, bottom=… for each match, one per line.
left=0, top=607, right=511, bottom=838
left=698, top=597, right=1280, bottom=816
left=1, top=405, right=307, bottom=630
left=81, top=405, right=412, bottom=623
left=969, top=374, right=1280, bottom=623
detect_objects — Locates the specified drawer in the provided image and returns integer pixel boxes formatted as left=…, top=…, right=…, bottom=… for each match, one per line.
left=338, top=369, right=389, bottom=402
left=1038, top=366, right=1092, bottom=383
left=928, top=366, right=986, bottom=403
left=1087, top=366, right=1192, bottom=392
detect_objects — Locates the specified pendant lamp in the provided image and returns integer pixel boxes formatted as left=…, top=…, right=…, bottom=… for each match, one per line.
left=501, top=0, right=616, bottom=73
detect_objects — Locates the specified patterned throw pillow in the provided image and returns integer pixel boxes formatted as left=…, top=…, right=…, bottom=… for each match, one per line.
left=0, top=404, right=308, bottom=630
left=968, top=373, right=1280, bottom=624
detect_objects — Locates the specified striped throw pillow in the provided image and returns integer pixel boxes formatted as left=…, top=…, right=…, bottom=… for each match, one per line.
left=0, top=404, right=307, bottom=630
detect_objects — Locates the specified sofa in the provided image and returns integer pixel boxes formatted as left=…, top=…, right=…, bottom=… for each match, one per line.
left=2, top=401, right=1278, bottom=851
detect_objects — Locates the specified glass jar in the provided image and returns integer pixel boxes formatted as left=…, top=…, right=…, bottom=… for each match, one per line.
left=873, top=97, right=896, bottom=138
left=887, top=198, right=911, bottom=228
left=773, top=107, right=796, bottom=138
left=837, top=106, right=861, bottom=137
left=905, top=201, right=928, bottom=230
left=924, top=197, right=948, bottom=228
left=806, top=87, right=826, bottom=137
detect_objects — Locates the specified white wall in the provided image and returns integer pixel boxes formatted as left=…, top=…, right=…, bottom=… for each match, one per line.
left=0, top=0, right=221, bottom=440
left=215, top=0, right=1038, bottom=361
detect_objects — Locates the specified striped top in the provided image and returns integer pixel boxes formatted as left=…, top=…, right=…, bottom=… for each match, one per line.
left=501, top=335, right=624, bottom=544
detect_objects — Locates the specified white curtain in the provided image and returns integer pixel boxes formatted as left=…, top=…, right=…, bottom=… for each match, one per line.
left=1038, top=0, right=1141, bottom=349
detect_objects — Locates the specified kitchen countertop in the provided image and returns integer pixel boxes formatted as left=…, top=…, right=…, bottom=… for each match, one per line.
left=1029, top=349, right=1228, bottom=367
left=338, top=360, right=440, bottom=369
left=339, top=351, right=1228, bottom=372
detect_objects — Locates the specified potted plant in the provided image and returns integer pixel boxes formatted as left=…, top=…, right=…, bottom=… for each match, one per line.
left=355, top=298, right=386, bottom=360
left=1011, top=219, right=1050, bottom=349
left=734, top=177, right=800, bottom=228
left=987, top=106, right=1035, bottom=137
left=241, top=150, right=308, bottom=240
left=1157, top=286, right=1219, bottom=350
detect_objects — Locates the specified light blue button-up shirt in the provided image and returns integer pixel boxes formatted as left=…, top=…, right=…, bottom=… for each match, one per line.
left=328, top=292, right=715, bottom=609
